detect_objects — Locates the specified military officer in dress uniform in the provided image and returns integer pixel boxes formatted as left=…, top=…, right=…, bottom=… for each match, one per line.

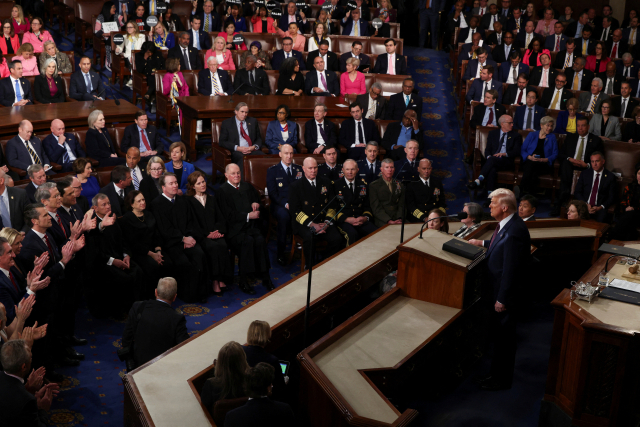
left=317, top=145, right=343, bottom=181
left=333, top=160, right=378, bottom=245
left=266, top=144, right=303, bottom=265
left=357, top=141, right=382, bottom=185
left=289, top=157, right=344, bottom=268
left=369, top=159, right=405, bottom=227
left=393, top=140, right=421, bottom=182
left=406, top=159, right=447, bottom=222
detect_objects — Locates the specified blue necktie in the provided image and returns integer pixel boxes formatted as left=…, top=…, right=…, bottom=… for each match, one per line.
left=500, top=133, right=506, bottom=153
left=131, top=168, right=140, bottom=190
left=63, top=147, right=70, bottom=164
left=14, top=79, right=21, bottom=101
left=0, top=194, right=11, bottom=228
left=195, top=31, right=200, bottom=50
left=405, top=95, right=409, bottom=106
left=84, top=73, right=92, bottom=93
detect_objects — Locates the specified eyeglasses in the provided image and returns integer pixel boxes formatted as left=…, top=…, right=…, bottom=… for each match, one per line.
left=149, top=168, right=164, bottom=172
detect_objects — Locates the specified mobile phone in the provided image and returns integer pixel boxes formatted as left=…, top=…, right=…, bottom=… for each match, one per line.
left=534, top=155, right=540, bottom=158
left=279, top=360, right=290, bottom=376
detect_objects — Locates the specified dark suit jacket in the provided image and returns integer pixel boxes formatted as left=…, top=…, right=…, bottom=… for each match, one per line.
left=304, top=69, right=340, bottom=96
left=121, top=299, right=189, bottom=369
left=271, top=49, right=306, bottom=71
left=42, top=133, right=85, bottom=168
left=120, top=124, right=163, bottom=154
left=564, top=68, right=595, bottom=91
left=406, top=176, right=446, bottom=221
left=341, top=17, right=369, bottom=36
left=615, top=58, right=639, bottom=78
left=563, top=21, right=582, bottom=37
left=18, top=228, right=63, bottom=311
left=0, top=266, right=28, bottom=323
left=385, top=92, right=423, bottom=120
left=338, top=118, right=380, bottom=150
left=372, top=53, right=407, bottom=75
left=598, top=73, right=623, bottom=96
left=356, top=93, right=387, bottom=120
left=194, top=11, right=222, bottom=32
left=219, top=116, right=264, bottom=153
left=306, top=50, right=340, bottom=72
left=381, top=121, right=423, bottom=152
left=610, top=96, right=639, bottom=119
left=528, top=66, right=558, bottom=87
left=498, top=62, right=530, bottom=83
left=553, top=49, right=581, bottom=69
left=188, top=28, right=213, bottom=51
left=515, top=31, right=542, bottom=49
left=266, top=162, right=303, bottom=209
left=234, top=68, right=270, bottom=96
left=503, top=84, right=535, bottom=105
left=470, top=103, right=506, bottom=129
left=5, top=135, right=50, bottom=172
left=0, top=372, right=48, bottom=427
left=505, top=16, right=524, bottom=34
left=465, top=78, right=503, bottom=104
left=574, top=167, right=616, bottom=209
left=25, top=182, right=37, bottom=204
left=539, top=87, right=574, bottom=110
left=304, top=119, right=337, bottom=152
left=0, top=77, right=34, bottom=106
left=339, top=52, right=370, bottom=72
left=514, top=104, right=545, bottom=130
left=544, top=33, right=567, bottom=51
left=578, top=92, right=610, bottom=113
left=462, top=58, right=498, bottom=81
left=457, top=42, right=493, bottom=66
left=33, top=75, right=65, bottom=104
left=85, top=128, right=118, bottom=163
left=557, top=132, right=604, bottom=164
left=2, top=186, right=29, bottom=232
left=69, top=69, right=105, bottom=101
left=197, top=68, right=233, bottom=95
left=553, top=110, right=585, bottom=133
left=480, top=14, right=507, bottom=31
left=167, top=45, right=202, bottom=71
left=279, top=12, right=308, bottom=33
left=485, top=129, right=522, bottom=158
left=492, top=43, right=517, bottom=63
left=99, top=182, right=132, bottom=217
left=225, top=398, right=295, bottom=427
left=486, top=31, right=506, bottom=47
left=457, top=26, right=484, bottom=44
left=482, top=215, right=531, bottom=307
left=242, top=345, right=287, bottom=397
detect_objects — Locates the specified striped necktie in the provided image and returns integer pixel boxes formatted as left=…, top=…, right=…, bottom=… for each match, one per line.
left=131, top=168, right=140, bottom=190
left=212, top=73, right=222, bottom=95
left=25, top=142, right=41, bottom=164
left=589, top=95, right=597, bottom=113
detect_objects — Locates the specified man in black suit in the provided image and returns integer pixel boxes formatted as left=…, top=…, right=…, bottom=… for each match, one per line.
left=234, top=55, right=270, bottom=96
left=356, top=142, right=381, bottom=184
left=515, top=21, right=541, bottom=50
left=469, top=189, right=531, bottom=391
left=606, top=30, right=627, bottom=60
left=333, top=159, right=377, bottom=244
left=545, top=22, right=567, bottom=51
left=457, top=33, right=490, bottom=66
left=121, top=277, right=189, bottom=370
left=499, top=0, right=513, bottom=20
left=304, top=104, right=337, bottom=154
left=339, top=103, right=380, bottom=161
left=498, top=51, right=529, bottom=84
left=168, top=32, right=201, bottom=71
left=25, top=164, right=47, bottom=204
left=192, top=0, right=221, bottom=32
left=466, top=66, right=503, bottom=104
left=611, top=82, right=639, bottom=119
left=0, top=170, right=28, bottom=231
left=445, top=1, right=471, bottom=46
left=564, top=12, right=589, bottom=38
left=99, top=166, right=133, bottom=218
left=197, top=56, right=233, bottom=96
left=553, top=38, right=581, bottom=70
left=462, top=48, right=498, bottom=82
left=0, top=60, right=34, bottom=106
left=565, top=57, right=594, bottom=91
left=42, top=119, right=85, bottom=172
left=503, top=73, right=534, bottom=106
left=551, top=117, right=604, bottom=216
left=574, top=152, right=616, bottom=222
left=382, top=109, right=423, bottom=161
left=339, top=41, right=370, bottom=73
left=493, top=31, right=517, bottom=63
left=599, top=61, right=622, bottom=96
left=480, top=4, right=507, bottom=32
left=271, top=37, right=306, bottom=71
left=120, top=111, right=163, bottom=163
left=219, top=102, right=265, bottom=178
left=406, top=158, right=447, bottom=221
left=188, top=15, right=212, bottom=51
left=341, top=8, right=368, bottom=36
left=0, top=340, right=61, bottom=426
left=356, top=83, right=387, bottom=120
left=505, top=7, right=524, bottom=36
left=468, top=116, right=522, bottom=201
left=385, top=78, right=423, bottom=121
left=69, top=56, right=105, bottom=101
left=536, top=0, right=558, bottom=19
left=279, top=1, right=308, bottom=32
left=617, top=53, right=639, bottom=79
left=576, top=26, right=596, bottom=56
left=457, top=16, right=483, bottom=44
left=528, top=53, right=557, bottom=87
left=306, top=40, right=340, bottom=72
left=539, top=72, right=573, bottom=110
left=470, top=90, right=506, bottom=129
left=317, top=146, right=343, bottom=181
left=597, top=16, right=615, bottom=43
left=6, top=120, right=52, bottom=178
left=305, top=55, right=340, bottom=96
left=518, top=194, right=537, bottom=221
left=485, top=22, right=506, bottom=47
left=372, top=39, right=407, bottom=75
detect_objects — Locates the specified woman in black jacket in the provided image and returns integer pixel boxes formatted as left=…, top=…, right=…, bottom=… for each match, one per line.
left=139, top=156, right=165, bottom=209
left=85, top=109, right=126, bottom=167
left=242, top=320, right=287, bottom=401
left=34, top=57, right=66, bottom=103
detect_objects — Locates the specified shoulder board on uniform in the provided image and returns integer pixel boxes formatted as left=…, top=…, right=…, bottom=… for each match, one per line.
left=331, top=181, right=334, bottom=184
left=268, top=164, right=278, bottom=169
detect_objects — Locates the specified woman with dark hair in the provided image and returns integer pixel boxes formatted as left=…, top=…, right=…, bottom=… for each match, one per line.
left=225, top=4, right=247, bottom=32
left=135, top=41, right=165, bottom=107
left=522, top=38, right=551, bottom=67
left=162, top=6, right=184, bottom=32
left=201, top=341, right=249, bottom=414
left=22, top=17, right=53, bottom=53
left=186, top=171, right=233, bottom=295
left=558, top=6, right=574, bottom=24
left=162, top=58, right=189, bottom=127
left=265, top=105, right=298, bottom=153
left=276, top=57, right=304, bottom=96
left=426, top=209, right=449, bottom=233
left=611, top=166, right=640, bottom=240
left=130, top=3, right=150, bottom=32
left=622, top=9, right=638, bottom=28
left=623, top=107, right=640, bottom=143
left=95, top=1, right=125, bottom=70
left=274, top=21, right=305, bottom=52
left=74, top=158, right=101, bottom=201
left=566, top=200, right=590, bottom=220
left=0, top=19, right=19, bottom=55
left=119, top=190, right=170, bottom=299
left=309, top=22, right=331, bottom=51
left=251, top=5, right=276, bottom=33
left=589, top=100, right=621, bottom=141
left=218, top=21, right=247, bottom=51
left=585, top=41, right=611, bottom=73
left=239, top=41, right=271, bottom=70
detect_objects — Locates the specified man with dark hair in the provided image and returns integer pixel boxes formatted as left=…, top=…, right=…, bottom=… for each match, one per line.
left=357, top=142, right=381, bottom=184
left=271, top=37, right=306, bottom=71
left=577, top=25, right=595, bottom=56
left=497, top=49, right=528, bottom=81
left=565, top=57, right=594, bottom=91
left=234, top=55, right=270, bottom=96
left=69, top=56, right=105, bottom=101
left=480, top=3, right=507, bottom=32
left=339, top=103, right=380, bottom=161
left=386, top=78, right=423, bottom=120
left=458, top=33, right=490, bottom=66
left=610, top=81, right=639, bottom=119
left=545, top=21, right=567, bottom=51
left=564, top=12, right=589, bottom=38
left=0, top=60, right=34, bottom=106
left=506, top=7, right=523, bottom=35
left=99, top=165, right=133, bottom=217
left=0, top=169, right=28, bottom=230
left=518, top=194, right=538, bottom=221
left=304, top=104, right=337, bottom=154
left=218, top=102, right=265, bottom=178
left=553, top=38, right=580, bottom=70
left=120, top=112, right=163, bottom=162
left=539, top=72, right=573, bottom=110
left=167, top=32, right=201, bottom=71
left=574, top=152, right=616, bottom=223
left=486, top=21, right=506, bottom=47
left=462, top=48, right=498, bottom=82
left=470, top=90, right=506, bottom=129
left=225, top=362, right=295, bottom=427
left=306, top=40, right=340, bottom=72
left=317, top=146, right=343, bottom=181
left=502, top=73, right=534, bottom=105
left=372, top=39, right=407, bottom=75
left=457, top=15, right=483, bottom=45
left=188, top=15, right=212, bottom=51
left=466, top=66, right=503, bottom=104
left=382, top=110, right=423, bottom=161
left=339, top=41, right=370, bottom=73
left=514, top=91, right=545, bottom=130
left=493, top=31, right=517, bottom=63
left=528, top=53, right=558, bottom=87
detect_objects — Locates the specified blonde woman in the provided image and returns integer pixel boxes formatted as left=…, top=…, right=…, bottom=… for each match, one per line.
left=38, top=40, right=73, bottom=74
left=242, top=320, right=287, bottom=397
left=139, top=156, right=165, bottom=203
left=12, top=43, right=38, bottom=76
left=149, top=21, right=175, bottom=50
left=11, top=5, right=29, bottom=35
left=34, top=58, right=65, bottom=104
left=21, top=17, right=53, bottom=53
left=205, top=37, right=236, bottom=70
left=116, top=21, right=145, bottom=87
left=85, top=110, right=126, bottom=166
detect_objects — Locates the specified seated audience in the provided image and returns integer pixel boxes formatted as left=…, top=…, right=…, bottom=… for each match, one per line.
left=457, top=16, right=483, bottom=44
left=576, top=25, right=595, bottom=56
left=566, top=199, right=590, bottom=220
left=33, top=58, right=65, bottom=104
left=481, top=3, right=507, bottom=32
left=493, top=31, right=517, bottom=64
left=162, top=6, right=184, bottom=32
left=42, top=119, right=85, bottom=172
left=518, top=194, right=538, bottom=221
left=95, top=1, right=127, bottom=69
left=503, top=73, right=534, bottom=106
left=339, top=41, right=370, bottom=73
left=515, top=91, right=545, bottom=131
left=356, top=142, right=381, bottom=184
left=225, top=4, right=248, bottom=33
left=540, top=72, right=573, bottom=110
left=162, top=58, right=189, bottom=126
left=610, top=166, right=640, bottom=240
left=334, top=159, right=378, bottom=244
left=486, top=22, right=506, bottom=47
left=271, top=37, right=305, bottom=71
left=201, top=341, right=249, bottom=419
left=21, top=17, right=52, bottom=53
left=426, top=209, right=449, bottom=232
left=69, top=56, right=105, bottom=101
left=219, top=102, right=265, bottom=178
left=242, top=321, right=287, bottom=398
left=611, top=82, right=639, bottom=119
left=304, top=104, right=337, bottom=154
left=309, top=22, right=331, bottom=51
left=74, top=158, right=100, bottom=202
left=198, top=57, right=232, bottom=96
left=573, top=152, right=615, bottom=222
left=339, top=103, right=380, bottom=161
left=528, top=53, right=557, bottom=87
left=623, top=107, right=640, bottom=143
left=165, top=142, right=195, bottom=194
left=0, top=19, right=20, bottom=55
left=553, top=38, right=579, bottom=70
left=130, top=4, right=150, bottom=32
left=0, top=60, right=34, bottom=106
left=192, top=0, right=221, bottom=33
left=115, top=21, right=146, bottom=87
left=305, top=55, right=339, bottom=97
left=406, top=158, right=447, bottom=221
left=218, top=21, right=247, bottom=51
left=99, top=165, right=133, bottom=217
left=274, top=21, right=304, bottom=52
left=240, top=42, right=272, bottom=70
left=139, top=156, right=165, bottom=207
left=307, top=40, right=339, bottom=72
left=578, top=78, right=610, bottom=114
left=204, top=37, right=235, bottom=71
left=554, top=98, right=584, bottom=134
left=340, top=57, right=366, bottom=96
left=616, top=54, right=638, bottom=79
left=453, top=202, right=483, bottom=237
left=520, top=116, right=558, bottom=195
left=276, top=57, right=304, bottom=96
left=457, top=34, right=489, bottom=66
left=372, top=39, right=407, bottom=75
left=11, top=5, right=29, bottom=35
left=465, top=67, right=503, bottom=105
left=585, top=41, right=611, bottom=73
left=565, top=58, right=594, bottom=92
left=470, top=90, right=505, bottom=129
left=498, top=52, right=529, bottom=85
left=251, top=6, right=277, bottom=34
left=387, top=78, right=423, bottom=120
left=462, top=48, right=498, bottom=82
left=39, top=41, right=72, bottom=74
left=167, top=32, right=201, bottom=71
left=369, top=159, right=404, bottom=227
left=6, top=120, right=51, bottom=177
left=12, top=43, right=38, bottom=76
left=393, top=140, right=421, bottom=182
left=599, top=61, right=621, bottom=96
left=234, top=54, right=270, bottom=96
left=188, top=16, right=212, bottom=52
left=149, top=22, right=174, bottom=50
left=121, top=111, right=163, bottom=162
left=515, top=21, right=541, bottom=50
left=342, top=8, right=368, bottom=36
left=266, top=105, right=297, bottom=154
left=589, top=101, right=621, bottom=141
left=121, top=278, right=187, bottom=371
left=317, top=146, right=343, bottom=181
left=545, top=22, right=567, bottom=51
left=522, top=38, right=550, bottom=67
left=357, top=83, right=387, bottom=120
left=85, top=110, right=126, bottom=167
left=382, top=109, right=422, bottom=161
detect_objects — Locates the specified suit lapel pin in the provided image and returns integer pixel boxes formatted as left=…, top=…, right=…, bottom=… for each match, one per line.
left=10, top=196, right=13, bottom=199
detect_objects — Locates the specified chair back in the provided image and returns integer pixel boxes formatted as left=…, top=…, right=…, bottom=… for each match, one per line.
left=212, top=397, right=249, bottom=427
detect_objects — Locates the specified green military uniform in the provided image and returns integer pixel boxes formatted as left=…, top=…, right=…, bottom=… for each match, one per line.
left=369, top=176, right=405, bottom=227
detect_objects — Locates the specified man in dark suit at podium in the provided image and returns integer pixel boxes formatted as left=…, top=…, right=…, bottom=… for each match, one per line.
left=234, top=55, right=270, bottom=96
left=469, top=188, right=530, bottom=391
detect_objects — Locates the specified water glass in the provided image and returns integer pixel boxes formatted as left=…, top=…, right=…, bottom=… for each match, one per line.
left=598, top=271, right=609, bottom=287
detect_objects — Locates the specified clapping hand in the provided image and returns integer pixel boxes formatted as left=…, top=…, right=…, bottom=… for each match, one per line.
left=82, top=209, right=97, bottom=231
left=102, top=212, right=116, bottom=227
left=36, top=383, right=59, bottom=412
left=25, top=366, right=46, bottom=393
left=27, top=269, right=50, bottom=293
left=72, top=235, right=86, bottom=253
left=16, top=295, right=36, bottom=322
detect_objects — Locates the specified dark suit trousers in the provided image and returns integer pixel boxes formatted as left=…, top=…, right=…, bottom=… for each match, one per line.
left=346, top=147, right=366, bottom=162
left=228, top=227, right=270, bottom=278
left=90, top=262, right=143, bottom=317
left=560, top=159, right=586, bottom=199
left=131, top=250, right=174, bottom=300
left=298, top=224, right=343, bottom=267
left=231, top=149, right=265, bottom=179
left=480, top=156, right=514, bottom=192
left=520, top=160, right=552, bottom=194
left=590, top=208, right=608, bottom=223
left=272, top=205, right=291, bottom=254
left=165, top=244, right=205, bottom=303
left=490, top=308, right=518, bottom=385
left=338, top=221, right=377, bottom=246
left=610, top=209, right=640, bottom=241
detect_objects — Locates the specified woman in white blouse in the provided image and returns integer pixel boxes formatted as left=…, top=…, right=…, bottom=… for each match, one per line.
left=116, top=21, right=146, bottom=87
left=308, top=21, right=331, bottom=52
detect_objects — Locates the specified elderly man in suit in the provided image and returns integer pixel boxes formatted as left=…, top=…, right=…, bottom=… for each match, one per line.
left=6, top=120, right=52, bottom=178
left=466, top=66, right=503, bottom=105
left=469, top=189, right=531, bottom=391
left=382, top=110, right=423, bottom=161
left=306, top=40, right=340, bottom=72
left=197, top=56, right=232, bottom=96
left=271, top=37, right=306, bottom=71
left=498, top=51, right=529, bottom=84
left=578, top=78, right=610, bottom=114
left=279, top=1, right=308, bottom=32
left=192, top=0, right=221, bottom=32
left=120, top=111, right=163, bottom=163
left=188, top=15, right=212, bottom=51
left=598, top=62, right=622, bottom=96
left=339, top=103, right=380, bottom=161
left=304, top=104, right=337, bottom=154
left=606, top=30, right=627, bottom=60
left=121, top=278, right=189, bottom=371
left=305, top=55, right=340, bottom=97
left=0, top=60, right=34, bottom=107
left=369, top=159, right=405, bottom=227
left=394, top=140, right=421, bottom=182
left=25, top=164, right=47, bottom=203
left=462, top=48, right=498, bottom=82
left=406, top=158, right=447, bottom=221
left=42, top=119, right=86, bottom=172
left=234, top=55, right=270, bottom=96
left=574, top=152, right=616, bottom=222
left=339, top=41, right=370, bottom=73
left=219, top=102, right=265, bottom=178
left=386, top=78, right=423, bottom=120
left=69, top=56, right=105, bottom=101
left=168, top=32, right=201, bottom=71
left=539, top=72, right=573, bottom=110
left=617, top=53, right=639, bottom=79
left=470, top=90, right=506, bottom=129
left=357, top=83, right=387, bottom=120
left=99, top=166, right=133, bottom=217
left=515, top=91, right=545, bottom=131
left=372, top=39, right=407, bottom=75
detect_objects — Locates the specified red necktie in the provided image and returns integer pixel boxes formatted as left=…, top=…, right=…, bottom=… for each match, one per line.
left=480, top=8, right=484, bottom=16
left=589, top=173, right=600, bottom=206
left=9, top=272, right=18, bottom=293
left=43, top=234, right=55, bottom=258
left=489, top=224, right=501, bottom=249
left=487, top=107, right=494, bottom=125
left=140, top=130, right=152, bottom=151
left=611, top=43, right=617, bottom=59
left=516, top=89, right=523, bottom=105
left=56, top=215, right=67, bottom=238
left=555, top=36, right=560, bottom=51
left=240, top=122, right=252, bottom=146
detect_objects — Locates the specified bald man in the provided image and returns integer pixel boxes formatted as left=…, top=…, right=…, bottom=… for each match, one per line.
left=406, top=159, right=447, bottom=222
left=6, top=120, right=52, bottom=178
left=42, top=119, right=86, bottom=172
left=288, top=157, right=343, bottom=267
left=125, top=147, right=144, bottom=191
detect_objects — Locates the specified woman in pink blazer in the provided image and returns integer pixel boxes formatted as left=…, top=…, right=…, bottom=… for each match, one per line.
left=340, top=57, right=366, bottom=96
left=205, top=37, right=236, bottom=71
left=522, top=38, right=551, bottom=67
left=12, top=43, right=38, bottom=76
left=11, top=5, right=29, bottom=35
left=217, top=21, right=247, bottom=51
left=1, top=19, right=20, bottom=55
left=274, top=21, right=306, bottom=52
left=21, top=17, right=54, bottom=53
left=251, top=6, right=277, bottom=33
left=162, top=58, right=190, bottom=128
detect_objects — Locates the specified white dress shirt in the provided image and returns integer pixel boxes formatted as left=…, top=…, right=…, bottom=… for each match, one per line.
left=366, top=95, right=377, bottom=119
left=548, top=87, right=563, bottom=109
left=506, top=65, right=518, bottom=84
left=209, top=70, right=226, bottom=95
left=130, top=165, right=143, bottom=183
left=315, top=120, right=326, bottom=146
left=54, top=134, right=77, bottom=162
left=475, top=61, right=486, bottom=78
left=351, top=119, right=364, bottom=147
left=10, top=76, right=23, bottom=105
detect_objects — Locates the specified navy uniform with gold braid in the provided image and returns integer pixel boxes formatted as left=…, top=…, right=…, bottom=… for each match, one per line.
left=289, top=175, right=344, bottom=265
left=393, top=158, right=420, bottom=182
left=406, top=176, right=447, bottom=222
left=317, top=162, right=343, bottom=181
left=333, top=176, right=378, bottom=245
left=266, top=162, right=304, bottom=258
left=356, top=158, right=381, bottom=184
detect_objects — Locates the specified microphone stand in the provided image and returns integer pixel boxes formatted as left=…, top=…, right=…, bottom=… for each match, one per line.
left=228, top=82, right=247, bottom=104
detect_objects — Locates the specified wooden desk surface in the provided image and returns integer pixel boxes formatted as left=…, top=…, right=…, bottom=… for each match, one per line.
left=0, top=100, right=139, bottom=137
